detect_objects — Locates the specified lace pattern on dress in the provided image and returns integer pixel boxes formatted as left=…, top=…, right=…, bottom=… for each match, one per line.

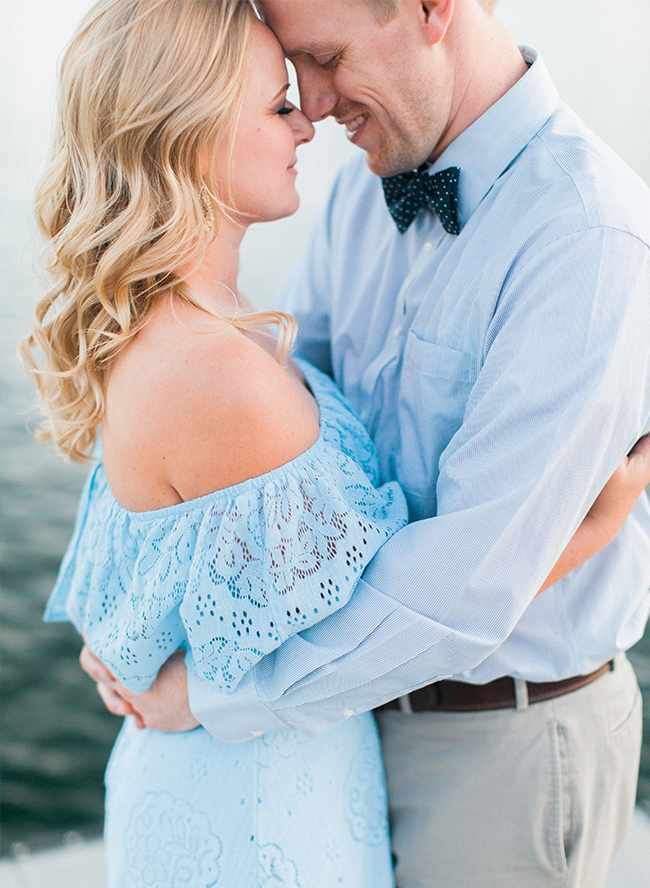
left=45, top=360, right=408, bottom=693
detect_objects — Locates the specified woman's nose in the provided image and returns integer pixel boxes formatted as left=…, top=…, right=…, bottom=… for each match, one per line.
left=293, top=108, right=315, bottom=145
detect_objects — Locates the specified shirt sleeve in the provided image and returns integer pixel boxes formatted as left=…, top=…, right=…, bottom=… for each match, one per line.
left=189, top=222, right=650, bottom=742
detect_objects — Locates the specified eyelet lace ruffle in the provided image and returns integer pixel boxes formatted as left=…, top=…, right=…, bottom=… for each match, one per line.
left=45, top=361, right=408, bottom=693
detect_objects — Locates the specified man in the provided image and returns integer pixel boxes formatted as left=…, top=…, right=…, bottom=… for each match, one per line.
left=86, top=1, right=650, bottom=884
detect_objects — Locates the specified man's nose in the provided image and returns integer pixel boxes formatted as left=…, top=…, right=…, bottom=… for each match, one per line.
left=296, top=67, right=339, bottom=122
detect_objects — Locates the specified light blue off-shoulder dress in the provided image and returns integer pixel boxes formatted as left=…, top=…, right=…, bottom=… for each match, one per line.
left=45, top=359, right=408, bottom=888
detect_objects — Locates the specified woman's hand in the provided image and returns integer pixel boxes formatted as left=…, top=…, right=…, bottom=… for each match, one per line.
left=584, top=434, right=650, bottom=532
left=79, top=645, right=199, bottom=732
left=539, top=434, right=650, bottom=593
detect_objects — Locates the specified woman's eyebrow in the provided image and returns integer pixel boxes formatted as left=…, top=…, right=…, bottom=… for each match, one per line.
left=271, top=82, right=291, bottom=101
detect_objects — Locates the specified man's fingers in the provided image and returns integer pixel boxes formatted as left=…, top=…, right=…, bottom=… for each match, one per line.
left=95, top=681, right=150, bottom=729
left=80, top=644, right=116, bottom=685
left=80, top=643, right=198, bottom=732
left=97, top=682, right=133, bottom=717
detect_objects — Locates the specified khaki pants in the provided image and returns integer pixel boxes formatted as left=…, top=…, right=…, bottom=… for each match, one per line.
left=376, top=654, right=642, bottom=888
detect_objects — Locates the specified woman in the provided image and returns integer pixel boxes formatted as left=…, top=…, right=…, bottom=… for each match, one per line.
left=22, top=2, right=406, bottom=884
left=20, top=0, right=650, bottom=885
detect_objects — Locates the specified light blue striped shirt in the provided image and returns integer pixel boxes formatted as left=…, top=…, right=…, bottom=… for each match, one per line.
left=190, top=49, right=650, bottom=741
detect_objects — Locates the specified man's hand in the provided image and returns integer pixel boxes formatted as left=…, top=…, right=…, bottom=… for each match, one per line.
left=79, top=645, right=199, bottom=732
left=81, top=439, right=650, bottom=723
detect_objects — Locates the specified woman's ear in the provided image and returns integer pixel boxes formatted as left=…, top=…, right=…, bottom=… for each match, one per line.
left=421, top=0, right=454, bottom=45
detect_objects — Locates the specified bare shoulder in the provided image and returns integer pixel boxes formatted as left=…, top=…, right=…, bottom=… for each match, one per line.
left=166, top=322, right=320, bottom=499
left=103, top=305, right=320, bottom=509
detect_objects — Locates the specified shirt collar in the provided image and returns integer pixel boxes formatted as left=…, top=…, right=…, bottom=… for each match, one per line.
left=430, top=48, right=560, bottom=227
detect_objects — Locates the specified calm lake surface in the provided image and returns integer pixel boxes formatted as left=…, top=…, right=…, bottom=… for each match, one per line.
left=2, top=0, right=650, bottom=853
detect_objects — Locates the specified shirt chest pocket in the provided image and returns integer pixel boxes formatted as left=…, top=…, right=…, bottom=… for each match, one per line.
left=397, top=334, right=480, bottom=519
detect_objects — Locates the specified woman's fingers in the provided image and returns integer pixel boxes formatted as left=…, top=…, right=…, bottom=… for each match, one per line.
left=626, top=434, right=650, bottom=485
left=628, top=432, right=650, bottom=457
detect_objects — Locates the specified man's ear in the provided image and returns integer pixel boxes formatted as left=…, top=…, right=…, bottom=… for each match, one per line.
left=421, top=0, right=454, bottom=45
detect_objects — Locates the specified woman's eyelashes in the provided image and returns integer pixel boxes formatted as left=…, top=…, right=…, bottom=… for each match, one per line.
left=276, top=103, right=295, bottom=116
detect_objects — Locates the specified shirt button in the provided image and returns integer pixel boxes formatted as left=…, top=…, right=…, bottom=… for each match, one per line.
left=343, top=708, right=354, bottom=720
left=422, top=242, right=433, bottom=253
left=359, top=409, right=369, bottom=423
left=393, top=326, right=402, bottom=339
left=250, top=731, right=264, bottom=738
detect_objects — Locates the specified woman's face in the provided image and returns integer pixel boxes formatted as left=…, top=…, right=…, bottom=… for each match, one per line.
left=225, top=19, right=314, bottom=224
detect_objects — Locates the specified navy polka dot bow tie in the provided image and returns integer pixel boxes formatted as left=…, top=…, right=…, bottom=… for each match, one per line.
left=382, top=166, right=461, bottom=235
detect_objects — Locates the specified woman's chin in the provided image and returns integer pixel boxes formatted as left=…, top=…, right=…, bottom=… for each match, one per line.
left=258, top=194, right=301, bottom=224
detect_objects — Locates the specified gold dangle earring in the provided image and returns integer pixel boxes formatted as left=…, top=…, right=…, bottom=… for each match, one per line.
left=200, top=185, right=215, bottom=233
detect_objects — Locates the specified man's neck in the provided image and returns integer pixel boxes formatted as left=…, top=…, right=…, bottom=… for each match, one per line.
left=429, top=5, right=528, bottom=162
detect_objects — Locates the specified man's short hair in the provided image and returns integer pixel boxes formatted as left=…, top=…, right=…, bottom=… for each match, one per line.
left=363, top=0, right=399, bottom=25
left=364, top=0, right=496, bottom=26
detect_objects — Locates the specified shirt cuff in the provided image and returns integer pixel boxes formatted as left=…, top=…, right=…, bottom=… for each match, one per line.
left=187, top=666, right=289, bottom=743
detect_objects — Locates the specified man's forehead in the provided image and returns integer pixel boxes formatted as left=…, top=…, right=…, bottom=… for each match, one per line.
left=259, top=0, right=356, bottom=51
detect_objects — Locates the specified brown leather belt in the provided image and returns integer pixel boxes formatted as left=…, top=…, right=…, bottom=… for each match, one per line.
left=376, top=661, right=614, bottom=713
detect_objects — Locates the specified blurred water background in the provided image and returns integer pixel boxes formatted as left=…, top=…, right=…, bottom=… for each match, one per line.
left=2, top=0, right=650, bottom=854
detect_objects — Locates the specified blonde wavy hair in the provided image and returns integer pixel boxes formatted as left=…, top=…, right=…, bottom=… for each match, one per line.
left=20, top=0, right=296, bottom=462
